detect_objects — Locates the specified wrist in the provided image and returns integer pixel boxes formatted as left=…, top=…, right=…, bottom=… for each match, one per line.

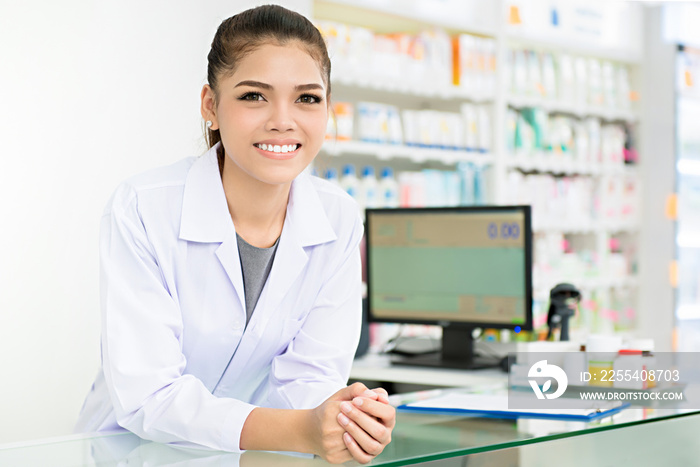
left=297, top=409, right=317, bottom=455
left=241, top=407, right=316, bottom=454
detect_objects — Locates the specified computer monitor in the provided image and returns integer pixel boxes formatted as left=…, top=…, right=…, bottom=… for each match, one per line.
left=365, top=206, right=533, bottom=369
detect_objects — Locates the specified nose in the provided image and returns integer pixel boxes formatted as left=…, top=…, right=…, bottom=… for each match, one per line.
left=264, top=101, right=296, bottom=132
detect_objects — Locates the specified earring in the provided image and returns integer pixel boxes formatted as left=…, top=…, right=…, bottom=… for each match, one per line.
left=206, top=120, right=213, bottom=129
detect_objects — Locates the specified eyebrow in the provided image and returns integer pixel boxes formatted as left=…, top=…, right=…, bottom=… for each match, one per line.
left=234, top=80, right=324, bottom=92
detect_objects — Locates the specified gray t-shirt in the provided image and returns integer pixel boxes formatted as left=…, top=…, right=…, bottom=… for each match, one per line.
left=236, top=233, right=280, bottom=326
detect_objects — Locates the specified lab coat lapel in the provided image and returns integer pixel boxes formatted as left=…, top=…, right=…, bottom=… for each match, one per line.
left=179, top=144, right=245, bottom=311
left=221, top=206, right=311, bottom=380
left=260, top=216, right=308, bottom=323
left=256, top=174, right=338, bottom=326
left=214, top=236, right=245, bottom=311
left=221, top=174, right=338, bottom=382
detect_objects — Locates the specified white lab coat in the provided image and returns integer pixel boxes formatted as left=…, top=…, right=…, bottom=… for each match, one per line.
left=75, top=144, right=364, bottom=452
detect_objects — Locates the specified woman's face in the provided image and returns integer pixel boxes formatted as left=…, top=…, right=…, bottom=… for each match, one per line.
left=208, top=43, right=329, bottom=187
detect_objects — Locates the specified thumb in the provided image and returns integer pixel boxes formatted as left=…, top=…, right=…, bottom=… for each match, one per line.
left=332, top=382, right=378, bottom=401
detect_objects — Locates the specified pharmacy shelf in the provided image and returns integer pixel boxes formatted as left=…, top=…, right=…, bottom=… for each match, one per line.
left=677, top=91, right=700, bottom=101
left=532, top=223, right=598, bottom=234
left=581, top=276, right=640, bottom=290
left=534, top=275, right=640, bottom=291
left=332, top=76, right=494, bottom=103
left=316, top=0, right=497, bottom=38
left=321, top=140, right=492, bottom=165
left=313, top=0, right=645, bottom=335
left=507, top=95, right=639, bottom=123
left=505, top=30, right=644, bottom=65
left=505, top=155, right=633, bottom=176
left=532, top=221, right=639, bottom=235
left=600, top=221, right=642, bottom=233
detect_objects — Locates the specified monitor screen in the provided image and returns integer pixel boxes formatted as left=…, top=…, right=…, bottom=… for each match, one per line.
left=365, top=206, right=533, bottom=369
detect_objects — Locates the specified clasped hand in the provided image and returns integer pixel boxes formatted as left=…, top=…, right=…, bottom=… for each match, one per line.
left=312, top=382, right=396, bottom=464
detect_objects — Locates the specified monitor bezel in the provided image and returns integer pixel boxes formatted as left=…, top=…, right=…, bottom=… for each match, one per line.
left=364, top=205, right=533, bottom=332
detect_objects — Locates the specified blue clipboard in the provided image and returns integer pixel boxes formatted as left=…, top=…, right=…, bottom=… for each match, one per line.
left=397, top=403, right=629, bottom=421
left=396, top=393, right=629, bottom=422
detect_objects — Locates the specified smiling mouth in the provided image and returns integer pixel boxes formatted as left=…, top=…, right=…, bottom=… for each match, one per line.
left=254, top=143, right=300, bottom=154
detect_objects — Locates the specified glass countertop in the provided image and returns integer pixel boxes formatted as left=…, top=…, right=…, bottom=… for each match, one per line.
left=419, top=411, right=700, bottom=466
left=1, top=398, right=698, bottom=466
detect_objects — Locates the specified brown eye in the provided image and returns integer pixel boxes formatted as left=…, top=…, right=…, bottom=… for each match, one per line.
left=297, top=94, right=322, bottom=104
left=239, top=92, right=265, bottom=101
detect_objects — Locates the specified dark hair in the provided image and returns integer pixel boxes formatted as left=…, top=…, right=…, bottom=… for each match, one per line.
left=204, top=4, right=331, bottom=157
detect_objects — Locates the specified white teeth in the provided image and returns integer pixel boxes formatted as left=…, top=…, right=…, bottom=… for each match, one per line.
left=257, top=143, right=298, bottom=153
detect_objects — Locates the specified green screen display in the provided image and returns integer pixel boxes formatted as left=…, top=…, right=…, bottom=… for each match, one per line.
left=367, top=208, right=530, bottom=326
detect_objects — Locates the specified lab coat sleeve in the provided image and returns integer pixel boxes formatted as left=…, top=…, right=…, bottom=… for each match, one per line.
left=100, top=186, right=255, bottom=452
left=267, top=213, right=364, bottom=409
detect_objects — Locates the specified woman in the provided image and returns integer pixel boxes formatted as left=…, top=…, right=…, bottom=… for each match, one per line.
left=76, top=5, right=395, bottom=464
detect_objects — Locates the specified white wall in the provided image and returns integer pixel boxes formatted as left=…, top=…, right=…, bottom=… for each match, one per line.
left=0, top=0, right=310, bottom=444
left=637, top=6, right=677, bottom=352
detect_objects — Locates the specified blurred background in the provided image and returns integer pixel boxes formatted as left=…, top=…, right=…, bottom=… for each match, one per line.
left=1, top=0, right=699, bottom=445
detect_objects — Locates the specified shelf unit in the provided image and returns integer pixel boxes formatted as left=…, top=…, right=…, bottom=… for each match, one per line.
left=503, top=156, right=634, bottom=176
left=312, top=0, right=645, bottom=338
left=322, top=140, right=492, bottom=164
left=333, top=76, right=495, bottom=103
left=507, top=95, right=638, bottom=123
left=534, top=275, right=639, bottom=292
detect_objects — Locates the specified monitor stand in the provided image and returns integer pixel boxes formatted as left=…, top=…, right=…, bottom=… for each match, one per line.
left=390, top=326, right=499, bottom=370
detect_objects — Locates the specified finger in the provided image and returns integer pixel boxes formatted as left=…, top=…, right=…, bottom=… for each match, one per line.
left=370, top=387, right=390, bottom=404
left=331, top=382, right=376, bottom=403
left=351, top=383, right=380, bottom=401
left=352, top=397, right=396, bottom=428
left=338, top=412, right=385, bottom=457
left=340, top=401, right=392, bottom=444
left=343, top=429, right=377, bottom=464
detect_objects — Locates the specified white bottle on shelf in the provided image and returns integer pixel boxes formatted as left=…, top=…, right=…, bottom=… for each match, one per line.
left=378, top=167, right=399, bottom=208
left=360, top=165, right=378, bottom=209
left=340, top=164, right=361, bottom=210
left=325, top=167, right=341, bottom=188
